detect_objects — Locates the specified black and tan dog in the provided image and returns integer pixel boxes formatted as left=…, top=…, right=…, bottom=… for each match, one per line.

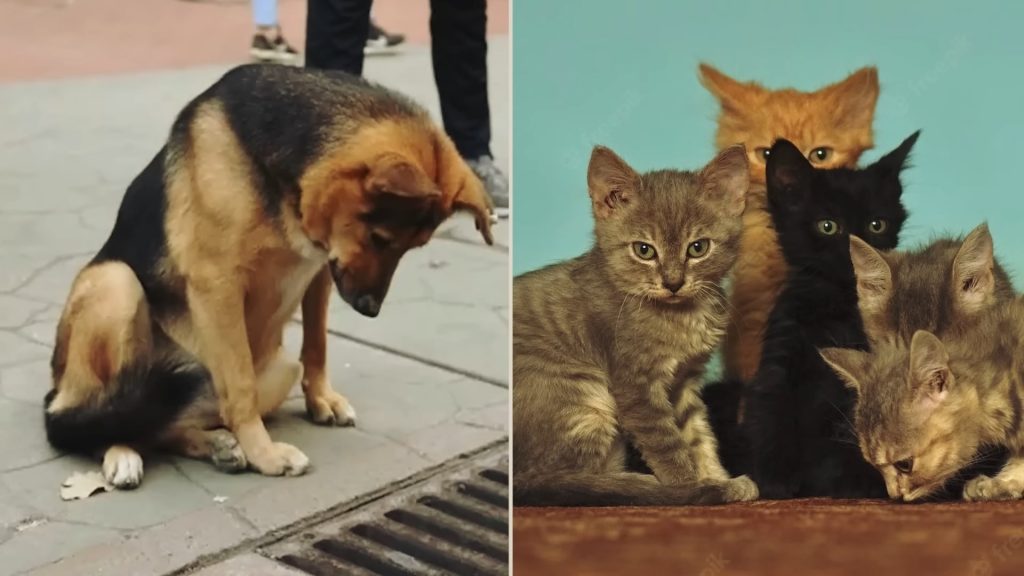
left=45, top=64, right=494, bottom=488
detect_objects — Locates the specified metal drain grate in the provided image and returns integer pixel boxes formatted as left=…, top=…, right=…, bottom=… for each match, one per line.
left=264, top=447, right=508, bottom=576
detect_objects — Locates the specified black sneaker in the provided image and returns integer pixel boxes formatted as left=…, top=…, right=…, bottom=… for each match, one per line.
left=466, top=156, right=509, bottom=216
left=365, top=20, right=406, bottom=55
left=250, top=30, right=299, bottom=64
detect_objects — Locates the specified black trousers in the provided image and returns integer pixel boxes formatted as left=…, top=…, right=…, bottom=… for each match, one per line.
left=305, top=0, right=492, bottom=159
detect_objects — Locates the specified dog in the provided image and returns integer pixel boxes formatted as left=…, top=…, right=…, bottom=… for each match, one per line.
left=45, top=64, right=494, bottom=488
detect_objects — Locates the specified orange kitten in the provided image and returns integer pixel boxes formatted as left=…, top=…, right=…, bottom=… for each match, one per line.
left=699, top=63, right=880, bottom=383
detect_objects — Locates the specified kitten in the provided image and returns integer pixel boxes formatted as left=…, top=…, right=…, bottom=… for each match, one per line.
left=699, top=63, right=880, bottom=383
left=512, top=144, right=757, bottom=506
left=848, top=223, right=1015, bottom=347
left=821, top=304, right=1024, bottom=502
left=831, top=225, right=1017, bottom=495
left=740, top=132, right=917, bottom=499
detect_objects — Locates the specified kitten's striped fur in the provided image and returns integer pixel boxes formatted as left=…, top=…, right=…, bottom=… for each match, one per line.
left=513, top=145, right=757, bottom=506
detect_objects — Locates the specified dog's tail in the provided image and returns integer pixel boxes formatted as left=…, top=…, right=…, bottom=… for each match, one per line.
left=701, top=378, right=747, bottom=475
left=44, top=353, right=208, bottom=454
left=513, top=472, right=752, bottom=507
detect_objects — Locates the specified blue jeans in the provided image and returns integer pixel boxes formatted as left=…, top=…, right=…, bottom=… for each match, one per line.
left=252, top=0, right=278, bottom=27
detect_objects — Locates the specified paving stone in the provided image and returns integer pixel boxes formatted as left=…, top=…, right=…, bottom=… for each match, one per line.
left=190, top=554, right=307, bottom=576
left=2, top=455, right=213, bottom=531
left=0, top=397, right=58, bottom=472
left=0, top=331, right=50, bottom=369
left=439, top=212, right=511, bottom=249
left=0, top=520, right=122, bottom=576
left=0, top=213, right=100, bottom=259
left=0, top=358, right=49, bottom=406
left=0, top=296, right=49, bottom=330
left=322, top=237, right=509, bottom=385
left=27, top=506, right=258, bottom=576
left=12, top=256, right=90, bottom=307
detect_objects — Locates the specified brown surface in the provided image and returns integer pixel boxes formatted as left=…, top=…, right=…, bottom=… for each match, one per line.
left=514, top=500, right=1024, bottom=576
left=0, top=0, right=509, bottom=82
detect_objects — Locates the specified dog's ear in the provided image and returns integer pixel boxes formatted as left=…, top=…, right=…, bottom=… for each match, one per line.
left=453, top=170, right=495, bottom=245
left=365, top=155, right=441, bottom=200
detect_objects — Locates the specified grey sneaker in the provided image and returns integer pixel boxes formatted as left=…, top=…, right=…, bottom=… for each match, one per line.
left=466, top=155, right=509, bottom=215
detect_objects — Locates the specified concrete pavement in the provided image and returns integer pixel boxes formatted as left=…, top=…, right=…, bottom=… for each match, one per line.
left=0, top=31, right=509, bottom=576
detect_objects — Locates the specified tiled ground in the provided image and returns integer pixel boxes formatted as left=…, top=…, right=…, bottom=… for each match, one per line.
left=0, top=9, right=509, bottom=574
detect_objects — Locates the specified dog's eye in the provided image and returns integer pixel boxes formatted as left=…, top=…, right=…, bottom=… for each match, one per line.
left=370, top=232, right=392, bottom=250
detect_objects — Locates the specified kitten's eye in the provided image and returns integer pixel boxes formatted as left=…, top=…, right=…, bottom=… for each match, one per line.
left=632, top=242, right=657, bottom=260
left=816, top=220, right=841, bottom=236
left=755, top=147, right=771, bottom=161
left=809, top=147, right=833, bottom=163
left=868, top=219, right=888, bottom=234
left=893, top=458, right=914, bottom=474
left=687, top=239, right=711, bottom=259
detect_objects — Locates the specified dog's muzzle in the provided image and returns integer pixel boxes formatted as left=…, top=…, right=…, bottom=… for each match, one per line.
left=328, top=260, right=382, bottom=318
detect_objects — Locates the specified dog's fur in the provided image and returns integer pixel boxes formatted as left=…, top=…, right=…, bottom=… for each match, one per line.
left=46, top=65, right=493, bottom=488
left=698, top=64, right=879, bottom=383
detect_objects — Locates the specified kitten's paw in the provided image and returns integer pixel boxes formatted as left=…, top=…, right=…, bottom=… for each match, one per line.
left=722, top=475, right=760, bottom=502
left=691, top=476, right=760, bottom=505
left=963, top=475, right=1024, bottom=501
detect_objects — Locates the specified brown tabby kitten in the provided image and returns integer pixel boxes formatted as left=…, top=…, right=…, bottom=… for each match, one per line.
left=821, top=300, right=1024, bottom=502
left=513, top=144, right=757, bottom=506
left=849, top=223, right=1015, bottom=347
left=699, top=63, right=880, bottom=382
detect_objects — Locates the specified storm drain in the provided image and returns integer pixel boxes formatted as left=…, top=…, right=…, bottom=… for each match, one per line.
left=263, top=447, right=508, bottom=576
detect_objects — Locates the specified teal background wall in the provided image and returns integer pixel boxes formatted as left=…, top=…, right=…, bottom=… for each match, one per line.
left=512, top=0, right=1024, bottom=286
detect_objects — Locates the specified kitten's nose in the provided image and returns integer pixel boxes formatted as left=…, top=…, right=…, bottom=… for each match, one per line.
left=662, top=279, right=685, bottom=293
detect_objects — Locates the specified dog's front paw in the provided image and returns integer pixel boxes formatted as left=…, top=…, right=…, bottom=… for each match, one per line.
left=103, top=445, right=144, bottom=489
left=964, top=475, right=1024, bottom=502
left=306, top=389, right=357, bottom=427
left=247, top=442, right=310, bottom=477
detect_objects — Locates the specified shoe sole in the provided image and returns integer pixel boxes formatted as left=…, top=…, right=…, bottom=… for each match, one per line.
left=250, top=48, right=299, bottom=64
left=365, top=45, right=404, bottom=56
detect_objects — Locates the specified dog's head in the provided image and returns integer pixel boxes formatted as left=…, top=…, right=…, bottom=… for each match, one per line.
left=300, top=145, right=494, bottom=318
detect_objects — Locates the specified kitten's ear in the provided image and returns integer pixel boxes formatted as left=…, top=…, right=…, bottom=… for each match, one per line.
left=698, top=63, right=761, bottom=113
left=699, top=144, right=749, bottom=217
left=765, top=138, right=812, bottom=208
left=873, top=131, right=921, bottom=177
left=819, top=348, right=868, bottom=393
left=952, top=222, right=996, bottom=314
left=850, top=235, right=892, bottom=317
left=909, top=330, right=952, bottom=409
left=821, top=67, right=880, bottom=132
left=587, top=145, right=641, bottom=219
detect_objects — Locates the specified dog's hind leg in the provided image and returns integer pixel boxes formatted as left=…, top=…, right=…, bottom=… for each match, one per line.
left=48, top=261, right=207, bottom=489
left=160, top=425, right=248, bottom=473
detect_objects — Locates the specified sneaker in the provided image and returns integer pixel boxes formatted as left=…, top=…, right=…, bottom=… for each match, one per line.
left=250, top=30, right=299, bottom=64
left=466, top=156, right=509, bottom=215
left=365, top=20, right=406, bottom=55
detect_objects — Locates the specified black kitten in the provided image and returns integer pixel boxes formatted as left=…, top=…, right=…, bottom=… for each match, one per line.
left=741, top=131, right=919, bottom=499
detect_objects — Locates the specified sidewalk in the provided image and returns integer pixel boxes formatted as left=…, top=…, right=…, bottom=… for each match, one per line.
left=0, top=17, right=509, bottom=576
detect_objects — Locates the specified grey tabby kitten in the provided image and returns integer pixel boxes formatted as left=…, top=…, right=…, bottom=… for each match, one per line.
left=820, top=298, right=1024, bottom=502
left=848, top=222, right=1014, bottom=347
left=513, top=144, right=758, bottom=506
